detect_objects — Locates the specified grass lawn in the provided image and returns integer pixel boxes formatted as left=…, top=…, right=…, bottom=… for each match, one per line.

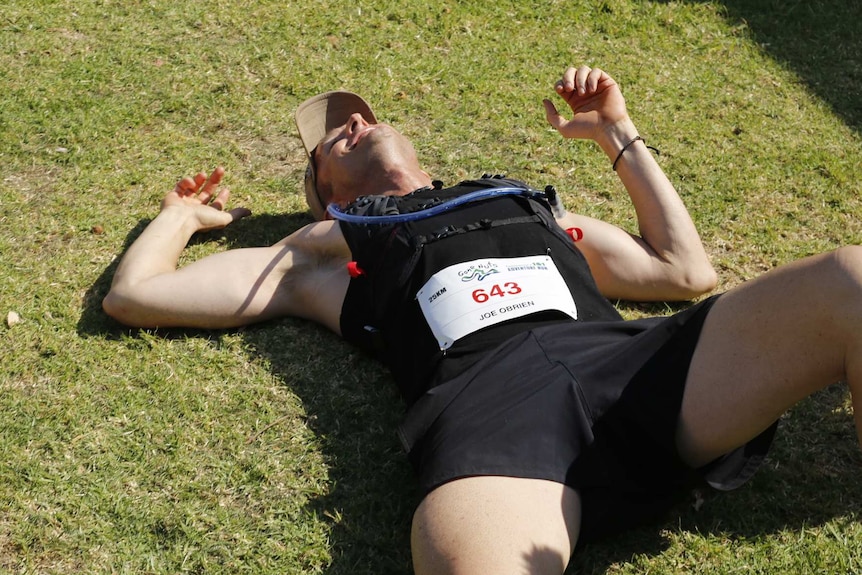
left=2, top=0, right=862, bottom=573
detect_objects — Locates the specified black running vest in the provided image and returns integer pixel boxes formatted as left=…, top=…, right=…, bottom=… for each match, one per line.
left=338, top=177, right=622, bottom=405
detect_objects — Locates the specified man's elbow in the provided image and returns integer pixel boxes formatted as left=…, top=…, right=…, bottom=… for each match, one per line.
left=677, top=263, right=718, bottom=299
left=102, top=289, right=150, bottom=328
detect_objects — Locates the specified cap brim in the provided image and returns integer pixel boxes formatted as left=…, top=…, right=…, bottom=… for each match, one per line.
left=295, top=91, right=378, bottom=156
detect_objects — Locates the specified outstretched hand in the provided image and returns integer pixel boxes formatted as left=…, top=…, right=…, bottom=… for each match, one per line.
left=162, top=166, right=251, bottom=232
left=543, top=65, right=630, bottom=141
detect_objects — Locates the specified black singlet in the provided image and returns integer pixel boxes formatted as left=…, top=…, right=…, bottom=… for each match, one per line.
left=338, top=177, right=619, bottom=405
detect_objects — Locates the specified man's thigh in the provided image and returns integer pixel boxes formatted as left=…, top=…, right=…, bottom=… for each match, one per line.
left=411, top=476, right=581, bottom=575
left=677, top=249, right=859, bottom=467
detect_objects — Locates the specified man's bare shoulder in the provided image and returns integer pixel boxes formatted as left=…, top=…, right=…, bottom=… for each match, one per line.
left=263, top=220, right=352, bottom=333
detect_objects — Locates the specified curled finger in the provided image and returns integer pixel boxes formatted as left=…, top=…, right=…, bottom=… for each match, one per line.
left=193, top=172, right=207, bottom=190
left=586, top=67, right=605, bottom=93
left=200, top=167, right=225, bottom=197
left=574, top=65, right=592, bottom=94
left=174, top=176, right=197, bottom=196
left=209, top=187, right=231, bottom=211
left=559, top=66, right=577, bottom=93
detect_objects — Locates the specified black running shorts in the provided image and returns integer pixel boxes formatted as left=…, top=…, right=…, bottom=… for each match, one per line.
left=399, top=295, right=777, bottom=540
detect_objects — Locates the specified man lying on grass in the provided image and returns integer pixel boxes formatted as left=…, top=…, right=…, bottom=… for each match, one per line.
left=104, top=63, right=862, bottom=574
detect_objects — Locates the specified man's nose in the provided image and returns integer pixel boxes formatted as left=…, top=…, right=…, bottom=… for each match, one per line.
left=346, top=113, right=368, bottom=133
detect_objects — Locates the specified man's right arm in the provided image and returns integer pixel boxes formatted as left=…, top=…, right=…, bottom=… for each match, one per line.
left=103, top=169, right=350, bottom=333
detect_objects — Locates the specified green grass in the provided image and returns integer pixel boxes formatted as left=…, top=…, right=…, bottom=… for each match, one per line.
left=2, top=0, right=862, bottom=573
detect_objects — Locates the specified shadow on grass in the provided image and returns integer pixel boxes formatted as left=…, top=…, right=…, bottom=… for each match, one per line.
left=77, top=218, right=150, bottom=338
left=78, top=213, right=417, bottom=574
left=237, top=320, right=418, bottom=574
left=661, top=0, right=862, bottom=131
left=81, top=214, right=862, bottom=574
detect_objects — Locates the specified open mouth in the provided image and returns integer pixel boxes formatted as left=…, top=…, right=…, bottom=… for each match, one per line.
left=348, top=124, right=378, bottom=150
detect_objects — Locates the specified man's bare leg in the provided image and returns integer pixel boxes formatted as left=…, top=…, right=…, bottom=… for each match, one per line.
left=678, top=246, right=862, bottom=467
left=411, top=476, right=581, bottom=575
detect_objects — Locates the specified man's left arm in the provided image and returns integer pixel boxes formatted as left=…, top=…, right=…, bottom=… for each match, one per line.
left=545, top=65, right=717, bottom=301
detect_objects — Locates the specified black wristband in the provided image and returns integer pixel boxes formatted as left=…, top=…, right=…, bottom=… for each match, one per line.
left=612, top=136, right=643, bottom=171
left=612, top=136, right=660, bottom=171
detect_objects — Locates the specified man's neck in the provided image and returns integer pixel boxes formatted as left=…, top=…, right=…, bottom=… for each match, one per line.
left=378, top=167, right=433, bottom=197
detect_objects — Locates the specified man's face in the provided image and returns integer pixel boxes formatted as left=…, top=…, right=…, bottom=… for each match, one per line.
left=313, top=113, right=421, bottom=205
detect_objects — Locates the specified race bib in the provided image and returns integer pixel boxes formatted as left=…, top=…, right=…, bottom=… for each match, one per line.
left=416, top=255, right=578, bottom=350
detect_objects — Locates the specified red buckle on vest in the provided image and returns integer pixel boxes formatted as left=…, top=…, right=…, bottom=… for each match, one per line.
left=347, top=261, right=366, bottom=278
left=565, top=227, right=583, bottom=242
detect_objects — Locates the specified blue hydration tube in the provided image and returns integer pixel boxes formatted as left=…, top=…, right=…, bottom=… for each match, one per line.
left=326, top=186, right=557, bottom=225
